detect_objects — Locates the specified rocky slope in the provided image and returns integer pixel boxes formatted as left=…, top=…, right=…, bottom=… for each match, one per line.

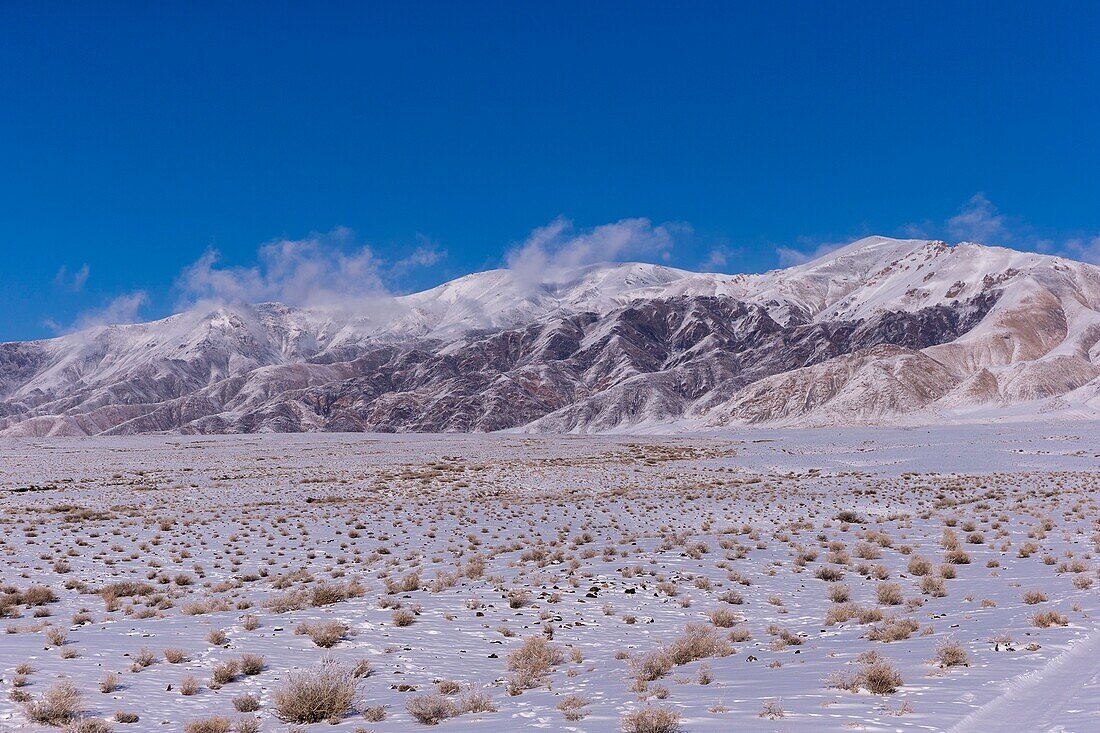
left=3, top=236, right=1100, bottom=435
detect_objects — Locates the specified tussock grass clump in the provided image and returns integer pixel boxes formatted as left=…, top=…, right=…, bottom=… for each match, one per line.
left=935, top=639, right=969, bottom=668
left=64, top=717, right=111, bottom=733
left=867, top=618, right=919, bottom=642
left=507, top=636, right=564, bottom=691
left=1023, top=590, right=1048, bottom=604
left=876, top=582, right=904, bottom=606
left=557, top=694, right=590, bottom=721
left=182, top=717, right=231, bottom=733
left=707, top=608, right=738, bottom=627
left=407, top=693, right=458, bottom=725
left=392, top=608, right=415, bottom=627
left=828, top=651, right=904, bottom=695
left=295, top=620, right=348, bottom=648
left=620, top=705, right=682, bottom=733
left=920, top=575, right=947, bottom=597
left=273, top=658, right=359, bottom=723
left=907, top=556, right=933, bottom=576
left=814, top=566, right=844, bottom=582
left=310, top=580, right=364, bottom=607
left=237, top=654, right=265, bottom=676
left=665, top=623, right=732, bottom=665
left=405, top=690, right=496, bottom=725
left=632, top=624, right=731, bottom=685
left=24, top=680, right=82, bottom=725
left=1032, top=610, right=1069, bottom=628
left=211, top=660, right=240, bottom=687
left=862, top=660, right=904, bottom=694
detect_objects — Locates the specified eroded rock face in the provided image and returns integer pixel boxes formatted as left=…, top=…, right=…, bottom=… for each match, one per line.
left=5, top=236, right=1100, bottom=434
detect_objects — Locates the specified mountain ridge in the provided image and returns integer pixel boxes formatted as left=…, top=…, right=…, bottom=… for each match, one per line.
left=4, top=237, right=1100, bottom=435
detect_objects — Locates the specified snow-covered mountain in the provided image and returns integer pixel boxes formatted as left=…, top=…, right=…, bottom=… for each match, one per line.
left=4, top=236, right=1100, bottom=435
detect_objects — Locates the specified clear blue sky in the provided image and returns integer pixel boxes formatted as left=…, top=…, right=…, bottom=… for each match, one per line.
left=2, top=2, right=1099, bottom=340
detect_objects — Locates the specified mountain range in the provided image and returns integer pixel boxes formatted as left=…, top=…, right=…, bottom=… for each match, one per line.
left=4, top=236, right=1100, bottom=436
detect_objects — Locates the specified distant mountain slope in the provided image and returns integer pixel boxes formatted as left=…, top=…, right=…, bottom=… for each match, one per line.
left=3, top=237, right=1100, bottom=435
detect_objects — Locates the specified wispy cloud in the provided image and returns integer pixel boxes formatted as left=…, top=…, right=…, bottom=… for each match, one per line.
left=775, top=240, right=848, bottom=268
left=54, top=263, right=90, bottom=292
left=45, top=290, right=149, bottom=335
left=1063, top=235, right=1100, bottom=264
left=175, top=227, right=390, bottom=310
left=505, top=217, right=682, bottom=283
left=947, top=193, right=1009, bottom=243
left=389, top=236, right=446, bottom=277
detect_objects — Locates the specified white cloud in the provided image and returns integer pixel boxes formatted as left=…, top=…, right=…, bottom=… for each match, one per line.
left=54, top=263, right=90, bottom=292
left=1063, top=235, right=1100, bottom=264
left=775, top=241, right=846, bottom=268
left=46, top=290, right=149, bottom=334
left=505, top=217, right=681, bottom=283
left=175, top=228, right=389, bottom=310
left=947, top=193, right=1009, bottom=244
left=390, top=237, right=446, bottom=277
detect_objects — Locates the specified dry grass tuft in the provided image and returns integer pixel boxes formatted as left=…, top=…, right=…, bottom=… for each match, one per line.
left=273, top=658, right=359, bottom=723
left=620, top=705, right=682, bottom=733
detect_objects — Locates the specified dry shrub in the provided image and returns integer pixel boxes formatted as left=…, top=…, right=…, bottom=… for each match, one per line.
left=920, top=575, right=946, bottom=597
left=295, top=620, right=348, bottom=648
left=237, top=654, right=265, bottom=676
left=1032, top=610, right=1069, bottom=628
left=392, top=609, right=415, bottom=627
left=211, top=660, right=240, bottom=687
left=164, top=648, right=188, bottom=664
left=24, top=680, right=82, bottom=725
left=935, top=639, right=969, bottom=668
left=183, top=718, right=231, bottom=733
left=557, top=694, right=590, bottom=721
left=867, top=618, right=919, bottom=643
left=876, top=582, right=904, bottom=606
left=507, top=636, right=564, bottom=690
left=437, top=680, right=461, bottom=695
left=24, top=585, right=59, bottom=606
left=728, top=626, right=752, bottom=642
left=944, top=549, right=970, bottom=564
left=633, top=649, right=674, bottom=683
left=273, top=658, right=359, bottom=723
left=232, top=718, right=259, bottom=733
left=310, top=580, right=363, bottom=607
left=815, top=566, right=844, bottom=582
left=407, top=693, right=457, bottom=725
left=233, top=694, right=260, bottom=712
left=862, top=660, right=903, bottom=694
left=620, top=705, right=682, bottom=733
left=707, top=608, right=738, bottom=627
left=1023, top=590, right=1048, bottom=604
left=758, top=700, right=785, bottom=719
left=99, top=672, right=120, bottom=694
left=906, top=556, right=933, bottom=576
left=665, top=624, right=731, bottom=665
left=65, top=717, right=110, bottom=733
left=459, top=690, right=496, bottom=714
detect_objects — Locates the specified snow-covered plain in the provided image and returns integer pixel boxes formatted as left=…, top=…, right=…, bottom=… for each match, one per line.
left=1, top=424, right=1098, bottom=731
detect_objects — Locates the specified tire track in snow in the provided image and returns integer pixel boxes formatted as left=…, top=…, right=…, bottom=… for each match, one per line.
left=946, top=630, right=1100, bottom=733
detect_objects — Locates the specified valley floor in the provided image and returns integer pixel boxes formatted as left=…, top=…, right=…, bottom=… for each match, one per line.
left=1, top=424, right=1098, bottom=731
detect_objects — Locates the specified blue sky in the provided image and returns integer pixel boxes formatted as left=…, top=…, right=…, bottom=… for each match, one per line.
left=2, top=2, right=1099, bottom=340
